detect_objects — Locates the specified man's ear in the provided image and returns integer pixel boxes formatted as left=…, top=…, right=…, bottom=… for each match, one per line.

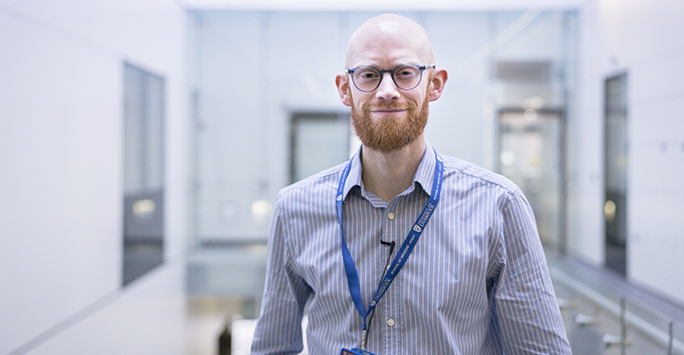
left=336, top=73, right=353, bottom=107
left=427, top=68, right=448, bottom=102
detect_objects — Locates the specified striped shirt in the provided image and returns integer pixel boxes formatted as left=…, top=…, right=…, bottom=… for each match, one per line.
left=252, top=142, right=572, bottom=354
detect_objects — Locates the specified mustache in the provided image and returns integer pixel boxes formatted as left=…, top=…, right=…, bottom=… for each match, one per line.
left=362, top=101, right=415, bottom=111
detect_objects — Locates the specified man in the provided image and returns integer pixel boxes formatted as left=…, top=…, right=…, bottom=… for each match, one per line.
left=252, top=13, right=572, bottom=354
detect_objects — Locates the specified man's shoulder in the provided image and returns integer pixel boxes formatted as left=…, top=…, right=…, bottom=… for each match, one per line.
left=440, top=155, right=520, bottom=194
left=277, top=161, right=347, bottom=202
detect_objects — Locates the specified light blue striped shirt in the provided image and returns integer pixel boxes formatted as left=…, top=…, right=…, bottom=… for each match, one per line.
left=252, top=143, right=571, bottom=354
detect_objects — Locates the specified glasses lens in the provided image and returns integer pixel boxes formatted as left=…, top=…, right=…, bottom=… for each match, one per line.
left=352, top=67, right=381, bottom=91
left=393, top=65, right=422, bottom=90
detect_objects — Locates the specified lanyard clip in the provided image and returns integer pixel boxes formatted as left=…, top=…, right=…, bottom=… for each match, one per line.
left=360, top=329, right=368, bottom=350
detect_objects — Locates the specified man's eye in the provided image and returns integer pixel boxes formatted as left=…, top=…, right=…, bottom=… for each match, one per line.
left=396, top=69, right=417, bottom=77
left=358, top=71, right=378, bottom=79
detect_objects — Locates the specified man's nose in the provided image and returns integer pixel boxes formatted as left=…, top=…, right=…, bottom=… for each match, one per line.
left=375, top=72, right=401, bottom=100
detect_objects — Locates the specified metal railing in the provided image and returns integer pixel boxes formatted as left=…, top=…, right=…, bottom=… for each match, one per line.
left=550, top=267, right=684, bottom=354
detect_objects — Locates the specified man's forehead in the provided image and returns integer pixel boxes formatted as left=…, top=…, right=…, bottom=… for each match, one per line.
left=349, top=54, right=420, bottom=69
left=346, top=37, right=428, bottom=67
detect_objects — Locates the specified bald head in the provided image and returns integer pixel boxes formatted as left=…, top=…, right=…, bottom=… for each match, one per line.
left=345, top=14, right=435, bottom=68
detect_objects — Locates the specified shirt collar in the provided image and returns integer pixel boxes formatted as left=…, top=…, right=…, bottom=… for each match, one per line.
left=341, top=141, right=438, bottom=201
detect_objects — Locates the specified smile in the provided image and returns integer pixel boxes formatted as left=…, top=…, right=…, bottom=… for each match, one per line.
left=372, top=109, right=405, bottom=112
left=371, top=108, right=407, bottom=115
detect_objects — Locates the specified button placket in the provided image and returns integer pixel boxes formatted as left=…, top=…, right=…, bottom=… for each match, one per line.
left=381, top=200, right=401, bottom=348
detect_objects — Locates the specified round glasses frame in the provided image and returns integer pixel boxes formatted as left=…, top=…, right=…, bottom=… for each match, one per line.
left=346, top=64, right=436, bottom=92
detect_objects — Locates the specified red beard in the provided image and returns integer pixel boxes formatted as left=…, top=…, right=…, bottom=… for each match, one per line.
left=351, top=95, right=429, bottom=153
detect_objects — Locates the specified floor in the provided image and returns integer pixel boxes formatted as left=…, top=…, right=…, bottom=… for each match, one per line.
left=186, top=296, right=257, bottom=355
left=185, top=243, right=267, bottom=355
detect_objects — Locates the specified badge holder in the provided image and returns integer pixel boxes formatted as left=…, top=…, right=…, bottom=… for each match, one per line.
left=340, top=348, right=376, bottom=355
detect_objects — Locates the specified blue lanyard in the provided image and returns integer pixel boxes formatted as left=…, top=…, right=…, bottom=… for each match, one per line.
left=335, top=148, right=444, bottom=339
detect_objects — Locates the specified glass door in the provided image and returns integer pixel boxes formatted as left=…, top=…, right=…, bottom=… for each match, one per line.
left=498, top=109, right=565, bottom=251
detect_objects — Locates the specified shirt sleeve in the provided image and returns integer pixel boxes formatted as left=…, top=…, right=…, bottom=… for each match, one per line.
left=491, top=189, right=572, bottom=354
left=251, top=198, right=313, bottom=355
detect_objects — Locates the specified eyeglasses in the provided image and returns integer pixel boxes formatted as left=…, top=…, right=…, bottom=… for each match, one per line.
left=346, top=64, right=435, bottom=92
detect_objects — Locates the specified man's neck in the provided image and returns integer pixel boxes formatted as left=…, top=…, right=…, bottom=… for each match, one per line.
left=360, top=137, right=427, bottom=203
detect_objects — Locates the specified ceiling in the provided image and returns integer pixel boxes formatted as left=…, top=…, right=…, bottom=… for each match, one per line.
left=176, top=0, right=594, bottom=11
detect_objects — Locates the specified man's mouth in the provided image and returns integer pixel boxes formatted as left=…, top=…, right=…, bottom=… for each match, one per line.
left=372, top=108, right=406, bottom=112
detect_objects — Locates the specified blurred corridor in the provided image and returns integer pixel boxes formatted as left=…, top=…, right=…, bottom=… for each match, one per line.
left=1, top=0, right=684, bottom=354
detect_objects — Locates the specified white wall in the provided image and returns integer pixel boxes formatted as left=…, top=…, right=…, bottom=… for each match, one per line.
left=572, top=0, right=684, bottom=303
left=0, top=0, right=189, bottom=353
left=566, top=2, right=605, bottom=266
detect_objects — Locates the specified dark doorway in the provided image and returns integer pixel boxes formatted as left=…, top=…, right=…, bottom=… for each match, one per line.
left=122, top=63, right=165, bottom=286
left=604, top=73, right=628, bottom=276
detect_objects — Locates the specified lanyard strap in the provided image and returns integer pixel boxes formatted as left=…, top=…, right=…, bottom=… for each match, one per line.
left=336, top=148, right=444, bottom=331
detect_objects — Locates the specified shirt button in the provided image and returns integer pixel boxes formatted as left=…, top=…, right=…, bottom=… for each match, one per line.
left=387, top=318, right=395, bottom=327
left=387, top=212, right=395, bottom=220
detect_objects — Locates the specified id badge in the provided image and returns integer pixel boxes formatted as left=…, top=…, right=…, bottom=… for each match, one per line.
left=340, top=348, right=376, bottom=355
